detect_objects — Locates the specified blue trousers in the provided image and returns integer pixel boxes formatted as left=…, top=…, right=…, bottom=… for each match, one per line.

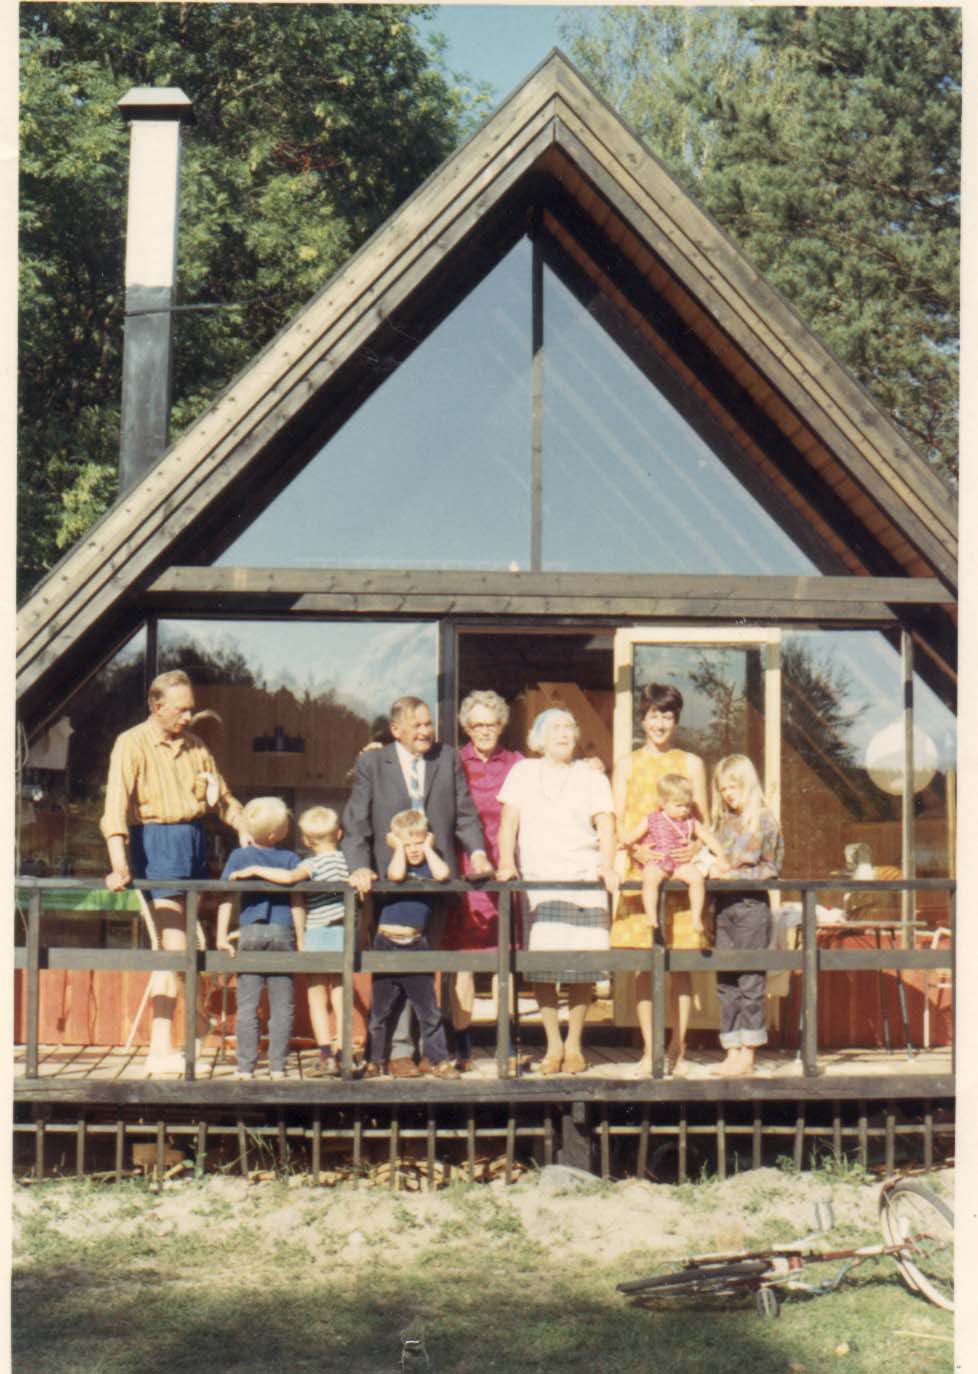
left=369, top=933, right=448, bottom=1065
left=714, top=898, right=771, bottom=1049
left=235, top=922, right=295, bottom=1072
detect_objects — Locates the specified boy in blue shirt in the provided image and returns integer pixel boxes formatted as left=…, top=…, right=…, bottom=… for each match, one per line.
left=364, top=809, right=460, bottom=1080
left=216, top=796, right=305, bottom=1079
left=229, top=805, right=351, bottom=1077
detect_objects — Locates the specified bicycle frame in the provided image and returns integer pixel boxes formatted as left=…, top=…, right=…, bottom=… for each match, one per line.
left=621, top=1179, right=954, bottom=1314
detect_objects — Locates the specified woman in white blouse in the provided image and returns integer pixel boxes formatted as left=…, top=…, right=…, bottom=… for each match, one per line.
left=496, top=709, right=618, bottom=1075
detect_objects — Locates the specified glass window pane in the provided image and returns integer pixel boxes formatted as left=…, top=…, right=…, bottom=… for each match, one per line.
left=158, top=619, right=438, bottom=818
left=218, top=239, right=532, bottom=570
left=542, top=265, right=818, bottom=575
left=632, top=643, right=767, bottom=777
left=18, top=628, right=147, bottom=879
left=781, top=631, right=955, bottom=898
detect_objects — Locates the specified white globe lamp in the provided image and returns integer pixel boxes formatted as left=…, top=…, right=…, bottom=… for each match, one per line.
left=864, top=720, right=938, bottom=796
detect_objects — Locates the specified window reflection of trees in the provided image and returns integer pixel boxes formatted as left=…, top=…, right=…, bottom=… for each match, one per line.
left=778, top=642, right=892, bottom=822
left=632, top=641, right=903, bottom=822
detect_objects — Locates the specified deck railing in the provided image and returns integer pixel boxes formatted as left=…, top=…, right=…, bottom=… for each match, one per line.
left=14, top=875, right=954, bottom=1083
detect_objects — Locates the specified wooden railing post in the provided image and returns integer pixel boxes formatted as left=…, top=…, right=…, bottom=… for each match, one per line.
left=496, top=887, right=513, bottom=1079
left=341, top=888, right=356, bottom=1080
left=801, top=887, right=819, bottom=1077
left=26, top=886, right=41, bottom=1079
left=949, top=885, right=956, bottom=1080
left=652, top=886, right=666, bottom=1079
left=184, top=890, right=199, bottom=1080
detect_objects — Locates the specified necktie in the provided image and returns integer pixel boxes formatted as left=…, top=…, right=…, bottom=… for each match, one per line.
left=408, top=756, right=424, bottom=810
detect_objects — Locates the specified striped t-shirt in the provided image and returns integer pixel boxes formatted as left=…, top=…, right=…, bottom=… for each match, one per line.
left=303, top=850, right=350, bottom=929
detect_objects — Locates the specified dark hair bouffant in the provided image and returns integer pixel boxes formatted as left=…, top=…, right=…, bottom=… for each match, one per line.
left=638, top=682, right=684, bottom=721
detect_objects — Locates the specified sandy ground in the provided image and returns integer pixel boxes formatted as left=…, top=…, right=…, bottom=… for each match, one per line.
left=14, top=1164, right=951, bottom=1270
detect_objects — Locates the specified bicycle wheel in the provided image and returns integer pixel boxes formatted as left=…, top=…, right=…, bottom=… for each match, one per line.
left=879, top=1180, right=954, bottom=1312
left=618, top=1259, right=772, bottom=1299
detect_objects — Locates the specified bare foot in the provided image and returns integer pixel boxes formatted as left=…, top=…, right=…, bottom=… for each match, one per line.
left=632, top=1055, right=653, bottom=1077
left=666, top=1042, right=687, bottom=1076
left=724, top=1062, right=756, bottom=1077
left=709, top=1050, right=745, bottom=1076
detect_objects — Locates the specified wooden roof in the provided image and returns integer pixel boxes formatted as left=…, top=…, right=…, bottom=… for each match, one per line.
left=17, top=51, right=957, bottom=722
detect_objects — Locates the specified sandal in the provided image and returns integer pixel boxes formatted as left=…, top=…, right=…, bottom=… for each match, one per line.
left=539, top=1053, right=564, bottom=1076
left=563, top=1051, right=587, bottom=1075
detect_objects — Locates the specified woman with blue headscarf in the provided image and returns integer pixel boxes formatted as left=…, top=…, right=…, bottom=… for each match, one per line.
left=496, top=708, right=618, bottom=1075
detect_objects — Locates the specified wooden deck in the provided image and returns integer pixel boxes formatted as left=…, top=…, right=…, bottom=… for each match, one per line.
left=14, top=1041, right=953, bottom=1105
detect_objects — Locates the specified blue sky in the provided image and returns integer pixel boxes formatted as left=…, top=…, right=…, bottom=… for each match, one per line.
left=414, top=5, right=593, bottom=102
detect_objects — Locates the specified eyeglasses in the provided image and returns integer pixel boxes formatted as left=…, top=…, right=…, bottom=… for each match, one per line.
left=468, top=721, right=503, bottom=731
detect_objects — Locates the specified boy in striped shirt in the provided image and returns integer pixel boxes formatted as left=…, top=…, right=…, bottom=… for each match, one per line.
left=231, top=806, right=350, bottom=1077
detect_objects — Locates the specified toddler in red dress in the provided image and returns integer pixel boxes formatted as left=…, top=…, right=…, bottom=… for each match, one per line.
left=622, top=773, right=729, bottom=938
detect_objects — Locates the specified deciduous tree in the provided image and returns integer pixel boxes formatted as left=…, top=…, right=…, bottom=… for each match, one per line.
left=19, top=3, right=483, bottom=594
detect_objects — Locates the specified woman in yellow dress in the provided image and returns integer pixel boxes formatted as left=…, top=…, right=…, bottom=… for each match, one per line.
left=612, top=683, right=710, bottom=1075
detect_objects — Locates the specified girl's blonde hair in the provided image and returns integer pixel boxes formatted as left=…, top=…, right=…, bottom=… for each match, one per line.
left=657, top=773, right=693, bottom=806
left=242, top=796, right=291, bottom=845
left=711, top=755, right=769, bottom=831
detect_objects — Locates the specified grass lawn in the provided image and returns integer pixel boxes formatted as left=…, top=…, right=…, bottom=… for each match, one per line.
left=12, top=1171, right=954, bottom=1373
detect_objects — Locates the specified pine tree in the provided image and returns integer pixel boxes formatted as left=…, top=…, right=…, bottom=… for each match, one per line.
left=561, top=6, right=959, bottom=483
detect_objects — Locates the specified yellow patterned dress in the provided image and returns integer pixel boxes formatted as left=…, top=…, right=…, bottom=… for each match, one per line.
left=610, top=746, right=709, bottom=951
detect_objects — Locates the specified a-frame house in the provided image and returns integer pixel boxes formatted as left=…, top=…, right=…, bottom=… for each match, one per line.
left=15, top=54, right=955, bottom=1164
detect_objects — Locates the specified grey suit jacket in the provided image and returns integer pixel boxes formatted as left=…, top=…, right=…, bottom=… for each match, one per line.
left=341, top=742, right=486, bottom=878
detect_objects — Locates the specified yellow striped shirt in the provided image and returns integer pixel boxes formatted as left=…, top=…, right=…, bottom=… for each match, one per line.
left=100, top=717, right=243, bottom=839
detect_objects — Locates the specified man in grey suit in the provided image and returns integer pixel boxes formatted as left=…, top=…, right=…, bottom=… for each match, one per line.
left=342, top=695, right=492, bottom=1076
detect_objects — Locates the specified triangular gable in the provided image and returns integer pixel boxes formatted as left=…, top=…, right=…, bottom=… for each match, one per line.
left=17, top=50, right=957, bottom=716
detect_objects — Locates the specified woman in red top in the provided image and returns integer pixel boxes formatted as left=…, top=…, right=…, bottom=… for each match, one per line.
left=443, top=690, right=523, bottom=1067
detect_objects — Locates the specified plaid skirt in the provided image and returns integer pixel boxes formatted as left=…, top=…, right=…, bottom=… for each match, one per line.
left=526, top=900, right=610, bottom=984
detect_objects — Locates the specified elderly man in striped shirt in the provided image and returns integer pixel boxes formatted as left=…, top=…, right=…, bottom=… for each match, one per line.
left=101, top=670, right=250, bottom=1073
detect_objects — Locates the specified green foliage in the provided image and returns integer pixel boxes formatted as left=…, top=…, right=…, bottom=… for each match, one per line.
left=19, top=3, right=482, bottom=594
left=561, top=6, right=960, bottom=483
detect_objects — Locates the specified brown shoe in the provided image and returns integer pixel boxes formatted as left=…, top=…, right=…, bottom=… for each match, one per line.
left=305, top=1052, right=338, bottom=1078
left=362, top=1061, right=385, bottom=1078
left=429, top=1061, right=462, bottom=1080
left=417, top=1057, right=435, bottom=1075
left=389, top=1057, right=423, bottom=1079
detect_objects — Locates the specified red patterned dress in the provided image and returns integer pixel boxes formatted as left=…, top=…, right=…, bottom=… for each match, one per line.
left=442, top=742, right=523, bottom=950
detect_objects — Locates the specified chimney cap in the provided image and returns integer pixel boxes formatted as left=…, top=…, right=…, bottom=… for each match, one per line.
left=118, top=87, right=195, bottom=124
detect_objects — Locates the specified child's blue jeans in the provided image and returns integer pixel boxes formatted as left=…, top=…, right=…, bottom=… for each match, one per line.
left=235, top=922, right=295, bottom=1072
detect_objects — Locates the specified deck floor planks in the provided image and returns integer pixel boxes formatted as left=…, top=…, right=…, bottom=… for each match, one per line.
left=14, top=1044, right=952, bottom=1084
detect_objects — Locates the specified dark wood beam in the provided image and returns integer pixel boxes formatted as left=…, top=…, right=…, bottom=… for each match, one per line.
left=147, top=566, right=954, bottom=612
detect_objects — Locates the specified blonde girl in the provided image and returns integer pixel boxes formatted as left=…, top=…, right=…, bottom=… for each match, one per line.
left=708, top=755, right=783, bottom=1077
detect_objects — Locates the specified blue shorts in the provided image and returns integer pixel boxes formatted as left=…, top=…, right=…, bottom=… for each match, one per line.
left=130, top=822, right=207, bottom=901
left=304, top=924, right=345, bottom=952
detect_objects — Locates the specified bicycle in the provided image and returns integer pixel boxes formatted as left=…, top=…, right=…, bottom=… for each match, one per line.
left=617, top=1177, right=953, bottom=1318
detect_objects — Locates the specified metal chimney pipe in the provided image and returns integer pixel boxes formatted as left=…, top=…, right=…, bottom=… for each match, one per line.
left=117, top=87, right=194, bottom=493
